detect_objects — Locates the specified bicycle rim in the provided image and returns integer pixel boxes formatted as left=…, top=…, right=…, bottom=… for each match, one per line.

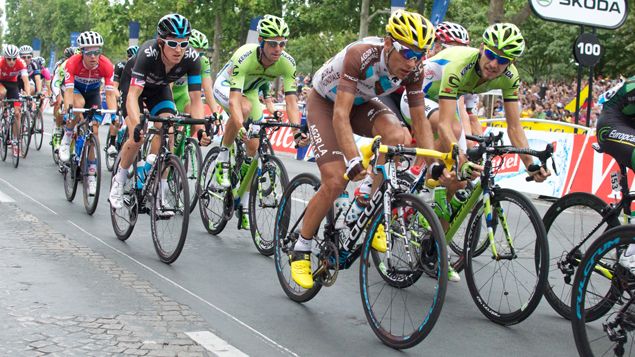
left=20, top=112, right=31, bottom=158
left=150, top=155, right=189, bottom=264
left=198, top=147, right=231, bottom=235
left=183, top=138, right=201, bottom=213
left=82, top=135, right=101, bottom=215
left=63, top=159, right=78, bottom=201
left=110, top=157, right=137, bottom=241
left=34, top=113, right=43, bottom=150
left=0, top=119, right=7, bottom=162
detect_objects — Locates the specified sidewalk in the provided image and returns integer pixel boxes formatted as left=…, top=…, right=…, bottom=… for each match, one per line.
left=0, top=202, right=214, bottom=356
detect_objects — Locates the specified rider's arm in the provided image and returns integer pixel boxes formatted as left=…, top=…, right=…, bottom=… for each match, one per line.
left=264, top=96, right=275, bottom=114
left=200, top=56, right=216, bottom=113
left=504, top=100, right=533, bottom=168
left=34, top=74, right=42, bottom=93
left=410, top=105, right=435, bottom=165
left=457, top=97, right=475, bottom=146
left=21, top=73, right=31, bottom=96
left=126, top=84, right=142, bottom=124
left=284, top=94, right=301, bottom=125
left=437, top=98, right=459, bottom=151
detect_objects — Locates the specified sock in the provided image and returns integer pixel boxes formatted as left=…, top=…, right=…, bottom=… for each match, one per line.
left=241, top=190, right=250, bottom=208
left=294, top=235, right=313, bottom=252
left=115, top=164, right=128, bottom=184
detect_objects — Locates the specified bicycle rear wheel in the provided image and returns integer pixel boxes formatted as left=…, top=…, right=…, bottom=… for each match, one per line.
left=12, top=122, right=21, bottom=168
left=150, top=155, right=189, bottom=264
left=63, top=155, right=78, bottom=201
left=274, top=173, right=325, bottom=302
left=199, top=147, right=232, bottom=235
left=0, top=118, right=7, bottom=162
left=543, top=192, right=620, bottom=321
left=33, top=111, right=43, bottom=150
left=20, top=111, right=31, bottom=158
left=81, top=135, right=101, bottom=215
left=464, top=188, right=549, bottom=325
left=361, top=193, right=447, bottom=349
left=249, top=154, right=289, bottom=256
left=571, top=225, right=635, bottom=357
left=109, top=156, right=138, bottom=241
left=104, top=134, right=116, bottom=172
left=182, top=137, right=202, bottom=213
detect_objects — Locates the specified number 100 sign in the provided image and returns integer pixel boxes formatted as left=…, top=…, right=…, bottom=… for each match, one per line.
left=573, top=32, right=602, bottom=67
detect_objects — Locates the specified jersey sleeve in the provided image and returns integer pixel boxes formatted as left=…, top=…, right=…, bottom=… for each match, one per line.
left=63, top=55, right=79, bottom=89
left=101, top=57, right=115, bottom=90
left=280, top=52, right=298, bottom=95
left=200, top=56, right=211, bottom=79
left=403, top=64, right=425, bottom=108
left=228, top=48, right=255, bottom=92
left=131, top=49, right=151, bottom=88
left=337, top=46, right=365, bottom=95
left=501, top=66, right=520, bottom=101
left=185, top=49, right=202, bottom=92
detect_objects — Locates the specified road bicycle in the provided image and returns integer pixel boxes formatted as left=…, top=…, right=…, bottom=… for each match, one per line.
left=0, top=97, right=33, bottom=168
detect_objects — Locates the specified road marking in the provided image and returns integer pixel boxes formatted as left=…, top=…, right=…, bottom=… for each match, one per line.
left=0, top=188, right=15, bottom=202
left=0, top=177, right=57, bottom=214
left=185, top=331, right=248, bottom=356
left=68, top=220, right=297, bottom=357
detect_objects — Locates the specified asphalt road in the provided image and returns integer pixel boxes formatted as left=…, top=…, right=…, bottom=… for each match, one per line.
left=0, top=113, right=579, bottom=356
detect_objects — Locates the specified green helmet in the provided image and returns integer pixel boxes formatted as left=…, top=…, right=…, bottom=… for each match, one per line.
left=190, top=29, right=209, bottom=49
left=482, top=23, right=525, bottom=58
left=257, top=15, right=289, bottom=38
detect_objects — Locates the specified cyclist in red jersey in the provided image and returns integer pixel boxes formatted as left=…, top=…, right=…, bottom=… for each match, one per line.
left=0, top=44, right=31, bottom=157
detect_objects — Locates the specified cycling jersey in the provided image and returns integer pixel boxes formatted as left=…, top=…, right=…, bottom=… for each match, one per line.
left=312, top=36, right=425, bottom=106
left=113, top=60, right=126, bottom=83
left=0, top=57, right=28, bottom=82
left=26, top=61, right=41, bottom=80
left=422, top=46, right=520, bottom=101
left=597, top=76, right=635, bottom=169
left=602, top=76, right=635, bottom=116
left=52, top=59, right=67, bottom=96
left=40, top=67, right=51, bottom=81
left=64, top=53, right=114, bottom=93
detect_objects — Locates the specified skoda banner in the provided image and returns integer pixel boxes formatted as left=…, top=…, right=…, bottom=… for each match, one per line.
left=530, top=0, right=628, bottom=29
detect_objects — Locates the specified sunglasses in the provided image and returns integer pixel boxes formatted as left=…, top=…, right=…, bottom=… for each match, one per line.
left=21, top=55, right=32, bottom=60
left=483, top=46, right=513, bottom=65
left=392, top=40, right=425, bottom=61
left=264, top=40, right=287, bottom=48
left=6, top=58, right=17, bottom=62
left=164, top=40, right=189, bottom=49
left=83, top=49, right=102, bottom=57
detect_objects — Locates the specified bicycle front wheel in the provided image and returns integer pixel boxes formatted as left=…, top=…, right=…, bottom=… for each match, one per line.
left=0, top=118, right=7, bottom=162
left=571, top=225, right=635, bottom=357
left=464, top=188, right=549, bottom=325
left=63, top=156, right=78, bottom=201
left=182, top=137, right=202, bottom=213
left=198, top=147, right=232, bottom=235
left=20, top=111, right=31, bottom=158
left=249, top=154, right=289, bottom=256
left=33, top=111, right=43, bottom=150
left=361, top=193, right=447, bottom=349
left=150, top=155, right=189, bottom=264
left=109, top=156, right=138, bottom=241
left=274, top=173, right=325, bottom=302
left=81, top=135, right=101, bottom=215
left=543, top=192, right=620, bottom=321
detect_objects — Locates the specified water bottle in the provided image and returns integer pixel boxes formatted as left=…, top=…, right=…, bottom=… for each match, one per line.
left=433, top=186, right=451, bottom=221
left=145, top=154, right=156, bottom=174
left=345, top=194, right=368, bottom=226
left=136, top=158, right=146, bottom=189
left=74, top=135, right=84, bottom=158
left=419, top=178, right=436, bottom=206
left=176, top=130, right=184, bottom=145
left=449, top=189, right=469, bottom=219
left=334, top=191, right=350, bottom=230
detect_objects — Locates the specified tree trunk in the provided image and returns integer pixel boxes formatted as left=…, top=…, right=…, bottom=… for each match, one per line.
left=212, top=10, right=222, bottom=80
left=359, top=0, right=370, bottom=39
left=487, top=0, right=505, bottom=24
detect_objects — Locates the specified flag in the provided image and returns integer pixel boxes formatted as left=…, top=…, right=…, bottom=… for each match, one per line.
left=565, top=85, right=589, bottom=112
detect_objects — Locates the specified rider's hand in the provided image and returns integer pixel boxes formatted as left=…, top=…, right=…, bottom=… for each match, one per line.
left=238, top=126, right=248, bottom=141
left=458, top=153, right=483, bottom=180
left=344, top=156, right=368, bottom=182
left=293, top=130, right=309, bottom=147
left=527, top=165, right=551, bottom=183
left=199, top=133, right=211, bottom=147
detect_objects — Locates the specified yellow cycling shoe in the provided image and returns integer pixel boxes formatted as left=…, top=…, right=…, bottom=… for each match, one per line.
left=290, top=251, right=314, bottom=289
left=372, top=224, right=387, bottom=253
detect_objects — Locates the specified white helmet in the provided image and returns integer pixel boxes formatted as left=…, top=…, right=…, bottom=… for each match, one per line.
left=19, top=45, right=33, bottom=55
left=4, top=45, right=20, bottom=58
left=436, top=21, right=471, bottom=46
left=77, top=31, right=104, bottom=48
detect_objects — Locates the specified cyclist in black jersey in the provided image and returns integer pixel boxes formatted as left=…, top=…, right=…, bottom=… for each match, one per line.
left=109, top=13, right=211, bottom=209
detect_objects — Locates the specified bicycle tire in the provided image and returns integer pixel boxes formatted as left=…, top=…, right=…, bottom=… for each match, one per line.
left=150, top=154, right=189, bottom=264
left=464, top=188, right=549, bottom=325
left=360, top=193, right=447, bottom=349
left=12, top=120, right=21, bottom=168
left=81, top=135, right=101, bottom=215
left=104, top=134, right=116, bottom=172
left=182, top=137, right=202, bottom=213
left=274, top=173, right=324, bottom=303
left=571, top=225, right=635, bottom=357
left=33, top=111, right=43, bottom=150
left=543, top=191, right=620, bottom=321
left=199, top=147, right=232, bottom=235
left=109, top=156, right=138, bottom=241
left=249, top=154, right=289, bottom=256
left=20, top=111, right=31, bottom=158
left=63, top=157, right=78, bottom=201
left=0, top=118, right=7, bottom=162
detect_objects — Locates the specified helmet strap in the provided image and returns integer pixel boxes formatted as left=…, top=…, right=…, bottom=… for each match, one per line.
left=384, top=48, right=398, bottom=78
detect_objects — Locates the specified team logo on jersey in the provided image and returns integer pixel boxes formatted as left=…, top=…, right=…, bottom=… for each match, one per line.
left=281, top=52, right=296, bottom=66
left=144, top=46, right=158, bottom=59
left=443, top=87, right=453, bottom=94
left=448, top=74, right=460, bottom=88
left=184, top=47, right=199, bottom=60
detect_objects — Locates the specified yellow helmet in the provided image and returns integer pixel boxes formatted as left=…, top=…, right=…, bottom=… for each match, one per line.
left=386, top=10, right=435, bottom=51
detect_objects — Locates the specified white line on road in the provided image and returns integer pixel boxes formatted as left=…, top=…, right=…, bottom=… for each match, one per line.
left=0, top=188, right=15, bottom=202
left=67, top=220, right=297, bottom=357
left=185, top=331, right=249, bottom=357
left=0, top=177, right=57, bottom=214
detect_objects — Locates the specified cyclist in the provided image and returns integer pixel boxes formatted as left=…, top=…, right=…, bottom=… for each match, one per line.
left=106, top=45, right=139, bottom=157
left=290, top=10, right=436, bottom=289
left=50, top=47, right=76, bottom=151
left=212, top=14, right=307, bottom=230
left=595, top=76, right=635, bottom=269
left=18, top=45, right=42, bottom=96
left=0, top=44, right=31, bottom=157
left=109, top=13, right=210, bottom=211
left=59, top=31, right=117, bottom=197
left=173, top=29, right=217, bottom=115
left=33, top=57, right=51, bottom=96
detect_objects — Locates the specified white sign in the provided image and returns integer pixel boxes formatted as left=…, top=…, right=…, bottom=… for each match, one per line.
left=530, top=0, right=628, bottom=29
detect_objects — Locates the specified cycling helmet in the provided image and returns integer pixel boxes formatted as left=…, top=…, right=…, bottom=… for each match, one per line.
left=257, top=15, right=290, bottom=38
left=19, top=45, right=33, bottom=55
left=34, top=56, right=45, bottom=67
left=436, top=21, right=470, bottom=46
left=77, top=31, right=104, bottom=48
left=482, top=23, right=525, bottom=58
left=126, top=45, right=139, bottom=58
left=189, top=29, right=209, bottom=49
left=386, top=10, right=435, bottom=51
left=157, top=13, right=191, bottom=39
left=4, top=45, right=20, bottom=58
left=63, top=47, right=76, bottom=59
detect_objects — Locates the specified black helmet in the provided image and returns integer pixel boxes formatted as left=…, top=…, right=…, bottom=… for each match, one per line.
left=157, top=13, right=191, bottom=39
left=126, top=45, right=139, bottom=58
left=64, top=47, right=77, bottom=59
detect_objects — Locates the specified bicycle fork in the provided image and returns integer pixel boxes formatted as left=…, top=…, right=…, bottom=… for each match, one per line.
left=483, top=192, right=517, bottom=261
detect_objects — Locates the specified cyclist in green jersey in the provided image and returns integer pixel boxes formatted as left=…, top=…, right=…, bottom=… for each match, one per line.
left=212, top=14, right=308, bottom=230
left=435, top=23, right=550, bottom=182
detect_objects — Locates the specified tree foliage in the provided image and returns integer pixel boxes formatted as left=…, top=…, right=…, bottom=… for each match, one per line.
left=1, top=0, right=631, bottom=81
